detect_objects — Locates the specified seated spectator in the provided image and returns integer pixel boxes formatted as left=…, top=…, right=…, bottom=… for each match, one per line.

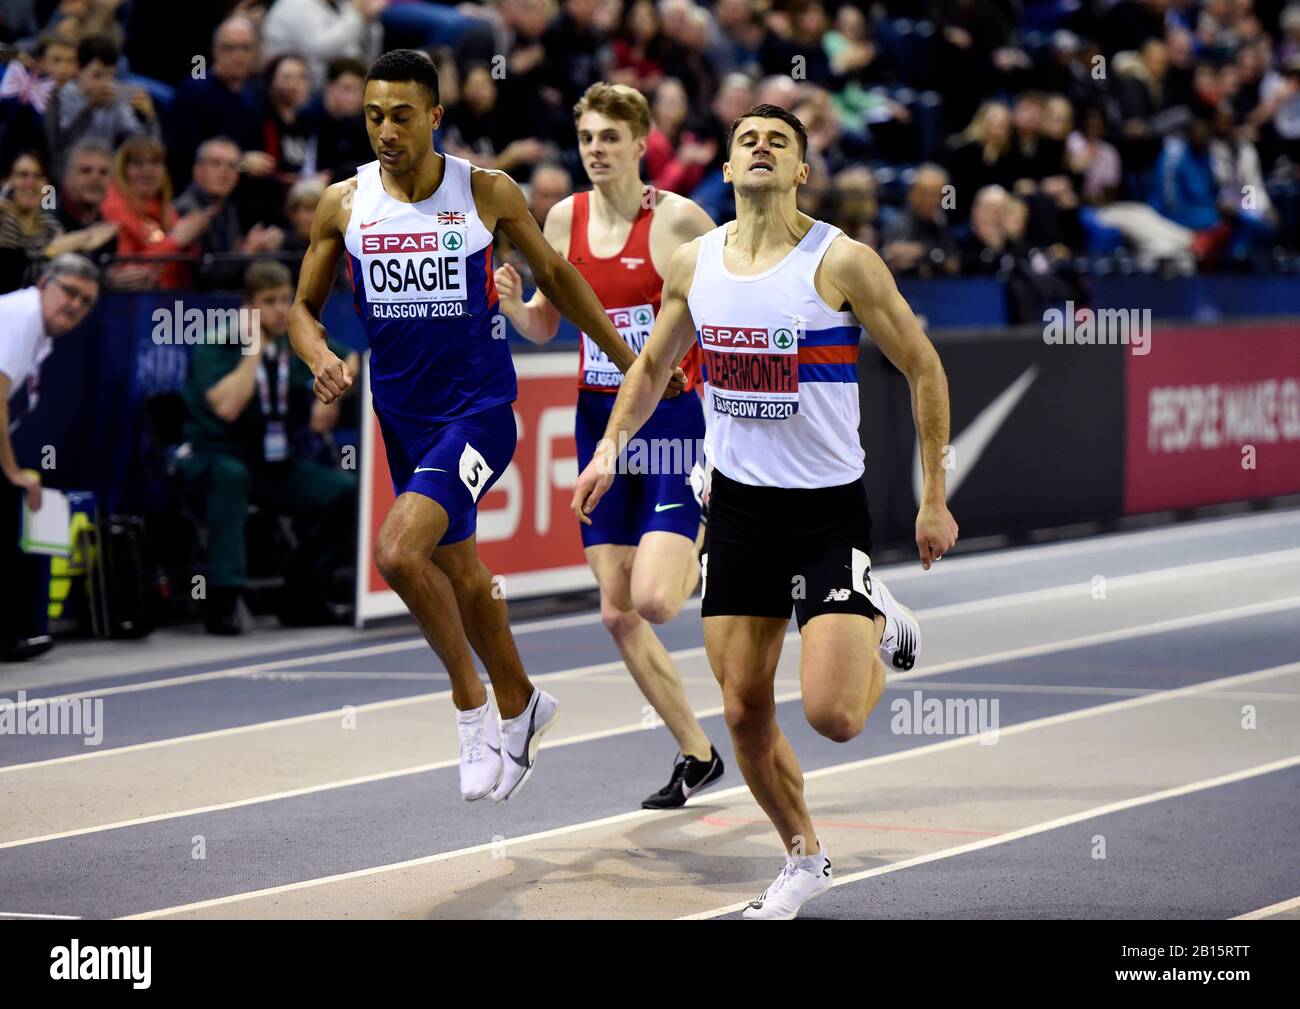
left=52, top=138, right=120, bottom=263
left=1152, top=110, right=1220, bottom=235
left=45, top=34, right=160, bottom=178
left=0, top=253, right=100, bottom=511
left=0, top=148, right=108, bottom=289
left=1067, top=106, right=1123, bottom=205
left=40, top=0, right=124, bottom=49
left=263, top=0, right=385, bottom=90
left=262, top=53, right=318, bottom=190
left=0, top=150, right=64, bottom=291
left=1008, top=92, right=1067, bottom=183
left=658, top=0, right=719, bottom=109
left=176, top=259, right=358, bottom=634
left=100, top=135, right=215, bottom=290
left=165, top=17, right=270, bottom=191
left=174, top=137, right=285, bottom=289
left=303, top=57, right=371, bottom=183
left=881, top=164, right=960, bottom=278
left=611, top=0, right=666, bottom=94
left=0, top=32, right=75, bottom=169
left=1209, top=101, right=1278, bottom=260
left=281, top=176, right=348, bottom=291
left=946, top=100, right=1017, bottom=220
left=527, top=160, right=572, bottom=227
left=645, top=77, right=716, bottom=196
left=825, top=165, right=883, bottom=247
left=441, top=63, right=550, bottom=176
left=957, top=184, right=1009, bottom=275
left=281, top=177, right=324, bottom=256
left=543, top=0, right=615, bottom=113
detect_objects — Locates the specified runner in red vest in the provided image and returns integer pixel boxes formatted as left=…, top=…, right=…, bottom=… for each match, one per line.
left=495, top=83, right=725, bottom=809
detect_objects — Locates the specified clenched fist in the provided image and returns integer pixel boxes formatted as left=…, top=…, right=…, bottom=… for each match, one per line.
left=493, top=262, right=525, bottom=308
left=311, top=351, right=353, bottom=404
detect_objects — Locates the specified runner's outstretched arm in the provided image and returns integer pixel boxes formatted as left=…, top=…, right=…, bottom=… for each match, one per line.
left=288, top=180, right=355, bottom=404
left=824, top=236, right=958, bottom=568
left=480, top=171, right=645, bottom=375
left=570, top=239, right=700, bottom=523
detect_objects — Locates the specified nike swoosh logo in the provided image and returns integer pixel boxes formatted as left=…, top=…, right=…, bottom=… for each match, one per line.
left=506, top=698, right=539, bottom=768
left=913, top=365, right=1038, bottom=503
left=359, top=218, right=389, bottom=230
left=486, top=743, right=500, bottom=756
left=654, top=502, right=686, bottom=512
left=413, top=466, right=446, bottom=473
left=680, top=756, right=717, bottom=798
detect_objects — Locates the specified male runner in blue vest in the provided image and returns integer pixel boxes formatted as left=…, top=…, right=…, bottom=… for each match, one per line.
left=288, top=50, right=682, bottom=803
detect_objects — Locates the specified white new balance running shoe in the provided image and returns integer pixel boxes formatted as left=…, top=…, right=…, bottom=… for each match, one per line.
left=868, top=576, right=921, bottom=671
left=742, top=846, right=834, bottom=920
left=490, top=689, right=559, bottom=802
left=456, top=700, right=503, bottom=801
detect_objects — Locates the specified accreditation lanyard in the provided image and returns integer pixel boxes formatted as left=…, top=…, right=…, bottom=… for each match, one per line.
left=256, top=349, right=291, bottom=463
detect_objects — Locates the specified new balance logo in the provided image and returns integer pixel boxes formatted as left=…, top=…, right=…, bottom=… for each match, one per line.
left=823, top=588, right=852, bottom=602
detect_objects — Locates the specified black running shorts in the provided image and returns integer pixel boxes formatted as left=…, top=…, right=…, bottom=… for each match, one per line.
left=700, top=468, right=882, bottom=628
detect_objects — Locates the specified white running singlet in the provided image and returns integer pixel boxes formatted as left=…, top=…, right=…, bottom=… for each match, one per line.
left=686, top=220, right=865, bottom=489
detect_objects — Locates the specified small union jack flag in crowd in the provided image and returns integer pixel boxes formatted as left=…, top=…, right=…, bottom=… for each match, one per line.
left=0, top=61, right=54, bottom=113
left=438, top=211, right=466, bottom=225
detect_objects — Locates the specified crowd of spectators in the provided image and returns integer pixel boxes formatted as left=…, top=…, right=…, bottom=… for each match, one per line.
left=1, top=0, right=1298, bottom=303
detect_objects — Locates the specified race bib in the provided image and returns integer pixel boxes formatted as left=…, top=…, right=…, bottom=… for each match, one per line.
left=581, top=303, right=655, bottom=389
left=359, top=229, right=468, bottom=305
left=700, top=323, right=799, bottom=420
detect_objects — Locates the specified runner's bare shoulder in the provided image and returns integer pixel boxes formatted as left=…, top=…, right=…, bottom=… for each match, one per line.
left=319, top=177, right=359, bottom=236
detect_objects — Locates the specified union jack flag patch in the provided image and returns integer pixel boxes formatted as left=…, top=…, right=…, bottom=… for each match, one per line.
left=438, top=211, right=466, bottom=225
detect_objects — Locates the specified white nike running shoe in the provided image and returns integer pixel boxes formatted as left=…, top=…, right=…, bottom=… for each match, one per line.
left=490, top=689, right=560, bottom=802
left=456, top=700, right=504, bottom=801
left=868, top=576, right=921, bottom=671
left=742, top=846, right=834, bottom=920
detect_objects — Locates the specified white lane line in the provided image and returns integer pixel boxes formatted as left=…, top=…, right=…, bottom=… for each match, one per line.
left=3, top=538, right=1294, bottom=713
left=1232, top=895, right=1300, bottom=920
left=0, top=911, right=82, bottom=919
left=881, top=508, right=1300, bottom=582
left=913, top=546, right=1300, bottom=619
left=115, top=659, right=1300, bottom=920
left=7, top=510, right=1296, bottom=708
left=681, top=752, right=1300, bottom=920
left=4, top=592, right=1299, bottom=781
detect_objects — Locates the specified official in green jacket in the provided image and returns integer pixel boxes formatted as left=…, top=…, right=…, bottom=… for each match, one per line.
left=178, top=259, right=359, bottom=634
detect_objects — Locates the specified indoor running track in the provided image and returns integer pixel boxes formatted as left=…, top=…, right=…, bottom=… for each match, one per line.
left=2, top=509, right=1298, bottom=920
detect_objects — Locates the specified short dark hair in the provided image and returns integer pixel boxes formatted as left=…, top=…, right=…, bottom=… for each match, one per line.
left=365, top=49, right=440, bottom=107
left=77, top=34, right=119, bottom=69
left=244, top=259, right=293, bottom=298
left=726, top=103, right=808, bottom=161
left=34, top=32, right=76, bottom=59
left=327, top=56, right=368, bottom=85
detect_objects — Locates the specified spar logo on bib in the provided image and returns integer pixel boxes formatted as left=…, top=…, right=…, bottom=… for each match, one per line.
left=361, top=229, right=469, bottom=303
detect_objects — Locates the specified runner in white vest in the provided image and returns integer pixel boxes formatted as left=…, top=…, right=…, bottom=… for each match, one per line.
left=572, top=104, right=959, bottom=919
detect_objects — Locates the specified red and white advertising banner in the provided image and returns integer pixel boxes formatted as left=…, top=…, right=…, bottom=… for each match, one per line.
left=356, top=352, right=593, bottom=625
left=1125, top=323, right=1300, bottom=514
